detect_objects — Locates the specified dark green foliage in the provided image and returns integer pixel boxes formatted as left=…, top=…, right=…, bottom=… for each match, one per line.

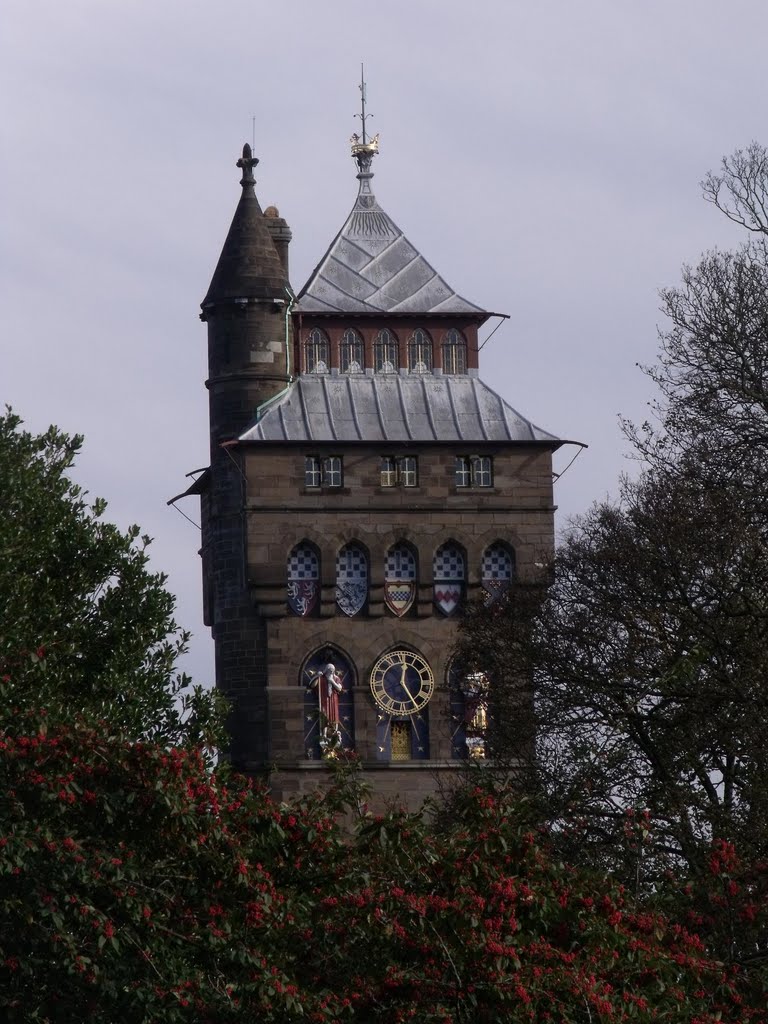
left=0, top=409, right=224, bottom=746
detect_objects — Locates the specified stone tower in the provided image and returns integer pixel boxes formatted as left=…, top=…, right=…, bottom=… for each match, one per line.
left=196, top=144, right=292, bottom=766
left=189, top=131, right=566, bottom=808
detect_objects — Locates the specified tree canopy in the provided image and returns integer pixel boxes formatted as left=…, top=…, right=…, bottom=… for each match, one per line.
left=0, top=410, right=223, bottom=747
left=455, top=143, right=768, bottom=970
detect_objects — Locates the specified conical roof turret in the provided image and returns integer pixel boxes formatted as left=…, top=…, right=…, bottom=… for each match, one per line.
left=202, top=144, right=287, bottom=308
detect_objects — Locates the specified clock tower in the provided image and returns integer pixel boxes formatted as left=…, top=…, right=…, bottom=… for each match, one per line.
left=187, top=105, right=569, bottom=808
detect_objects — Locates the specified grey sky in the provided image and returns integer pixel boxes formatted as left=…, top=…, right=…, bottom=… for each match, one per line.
left=3, top=0, right=765, bottom=683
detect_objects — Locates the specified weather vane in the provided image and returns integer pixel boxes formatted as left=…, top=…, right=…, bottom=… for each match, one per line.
left=350, top=63, right=379, bottom=165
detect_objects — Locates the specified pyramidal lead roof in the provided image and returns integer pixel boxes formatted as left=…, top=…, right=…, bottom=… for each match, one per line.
left=202, top=144, right=287, bottom=307
left=238, top=374, right=561, bottom=446
left=295, top=137, right=486, bottom=316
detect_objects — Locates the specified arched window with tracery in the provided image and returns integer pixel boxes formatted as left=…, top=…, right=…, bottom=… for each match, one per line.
left=335, top=543, right=368, bottom=616
left=442, top=328, right=467, bottom=374
left=384, top=542, right=417, bottom=617
left=433, top=541, right=465, bottom=616
left=374, top=329, right=399, bottom=374
left=340, top=328, right=364, bottom=373
left=287, top=542, right=320, bottom=616
left=408, top=328, right=433, bottom=373
left=304, top=328, right=329, bottom=374
left=481, top=542, right=515, bottom=605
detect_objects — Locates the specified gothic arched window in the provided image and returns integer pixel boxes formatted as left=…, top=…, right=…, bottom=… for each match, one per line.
left=447, top=661, right=489, bottom=761
left=374, top=329, right=399, bottom=374
left=340, top=328, right=364, bottom=373
left=287, top=542, right=320, bottom=616
left=481, top=542, right=515, bottom=605
left=408, top=328, right=433, bottom=373
left=305, top=328, right=329, bottom=373
left=336, top=543, right=368, bottom=616
left=433, top=541, right=465, bottom=616
left=384, top=542, right=417, bottom=617
left=442, top=328, right=467, bottom=374
left=301, top=647, right=355, bottom=760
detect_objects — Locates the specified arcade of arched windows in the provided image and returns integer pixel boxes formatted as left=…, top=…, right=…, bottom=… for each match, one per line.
left=299, top=326, right=473, bottom=375
left=286, top=538, right=516, bottom=617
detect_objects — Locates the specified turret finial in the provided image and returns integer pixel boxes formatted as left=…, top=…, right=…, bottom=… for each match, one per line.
left=350, top=64, right=379, bottom=185
left=236, top=143, right=259, bottom=190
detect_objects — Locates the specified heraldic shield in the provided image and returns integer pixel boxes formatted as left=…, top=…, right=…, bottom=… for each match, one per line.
left=384, top=580, right=416, bottom=617
left=434, top=582, right=462, bottom=616
left=336, top=580, right=367, bottom=617
left=482, top=577, right=510, bottom=606
left=287, top=579, right=320, bottom=617
left=481, top=543, right=514, bottom=607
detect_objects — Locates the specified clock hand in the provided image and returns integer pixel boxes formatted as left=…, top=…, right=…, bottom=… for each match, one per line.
left=399, top=662, right=417, bottom=705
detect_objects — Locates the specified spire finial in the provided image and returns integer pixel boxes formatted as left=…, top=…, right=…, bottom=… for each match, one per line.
left=236, top=143, right=259, bottom=190
left=350, top=64, right=379, bottom=183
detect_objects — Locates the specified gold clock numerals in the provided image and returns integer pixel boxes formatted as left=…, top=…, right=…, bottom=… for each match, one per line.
left=369, top=649, right=435, bottom=716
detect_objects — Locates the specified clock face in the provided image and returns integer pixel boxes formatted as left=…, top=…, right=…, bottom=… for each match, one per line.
left=370, top=650, right=434, bottom=716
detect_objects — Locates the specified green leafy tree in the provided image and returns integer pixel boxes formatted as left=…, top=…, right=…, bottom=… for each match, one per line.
left=0, top=410, right=224, bottom=746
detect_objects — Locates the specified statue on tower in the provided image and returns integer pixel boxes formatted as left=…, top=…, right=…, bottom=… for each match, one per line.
left=306, top=663, right=344, bottom=758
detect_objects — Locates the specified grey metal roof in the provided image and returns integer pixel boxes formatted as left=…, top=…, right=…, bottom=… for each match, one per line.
left=295, top=174, right=486, bottom=316
left=238, top=373, right=560, bottom=445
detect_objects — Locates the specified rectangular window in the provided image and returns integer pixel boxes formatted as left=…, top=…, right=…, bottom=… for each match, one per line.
left=324, top=456, right=343, bottom=488
left=305, top=456, right=321, bottom=488
left=380, top=456, right=397, bottom=487
left=471, top=455, right=492, bottom=487
left=455, top=456, right=471, bottom=488
left=400, top=456, right=417, bottom=487
left=380, top=456, right=418, bottom=487
left=305, top=455, right=343, bottom=488
left=455, top=455, right=493, bottom=488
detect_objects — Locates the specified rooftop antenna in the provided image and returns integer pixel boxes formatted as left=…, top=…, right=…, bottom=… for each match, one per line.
left=251, top=114, right=256, bottom=153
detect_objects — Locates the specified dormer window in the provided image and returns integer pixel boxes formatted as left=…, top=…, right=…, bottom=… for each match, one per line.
left=408, top=329, right=432, bottom=373
left=442, top=329, right=467, bottom=374
left=305, top=328, right=329, bottom=373
left=341, top=329, right=364, bottom=373
left=374, top=329, right=399, bottom=374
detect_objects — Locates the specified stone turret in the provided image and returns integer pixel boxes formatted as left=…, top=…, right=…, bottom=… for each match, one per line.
left=200, top=145, right=293, bottom=771
left=202, top=144, right=292, bottom=453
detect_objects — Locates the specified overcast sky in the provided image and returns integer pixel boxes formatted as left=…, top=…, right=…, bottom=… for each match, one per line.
left=3, top=0, right=765, bottom=683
